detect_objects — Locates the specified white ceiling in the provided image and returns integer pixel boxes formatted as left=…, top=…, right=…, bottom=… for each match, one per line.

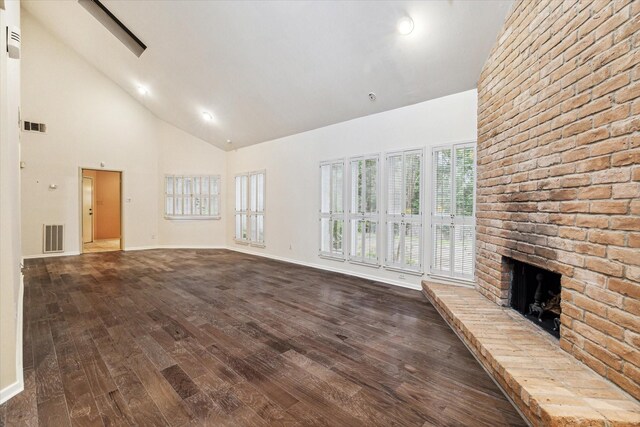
left=22, top=0, right=513, bottom=150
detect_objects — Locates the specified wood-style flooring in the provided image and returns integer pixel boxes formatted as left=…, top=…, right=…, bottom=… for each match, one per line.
left=83, top=239, right=121, bottom=254
left=0, top=249, right=525, bottom=426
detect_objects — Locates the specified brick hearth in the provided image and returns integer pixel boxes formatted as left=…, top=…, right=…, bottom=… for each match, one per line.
left=476, top=0, right=640, bottom=400
left=423, top=281, right=640, bottom=427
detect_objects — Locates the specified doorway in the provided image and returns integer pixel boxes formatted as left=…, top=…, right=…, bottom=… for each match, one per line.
left=81, top=169, right=122, bottom=253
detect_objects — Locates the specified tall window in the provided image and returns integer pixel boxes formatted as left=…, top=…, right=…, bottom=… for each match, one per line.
left=385, top=149, right=423, bottom=272
left=165, top=175, right=220, bottom=219
left=349, top=155, right=379, bottom=265
left=319, top=159, right=345, bottom=259
left=235, top=171, right=265, bottom=246
left=431, top=143, right=475, bottom=280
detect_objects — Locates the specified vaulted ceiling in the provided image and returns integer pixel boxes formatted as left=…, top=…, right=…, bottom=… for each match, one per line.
left=22, top=0, right=512, bottom=150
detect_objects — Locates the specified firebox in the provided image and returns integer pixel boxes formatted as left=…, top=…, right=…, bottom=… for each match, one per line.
left=508, top=258, right=561, bottom=338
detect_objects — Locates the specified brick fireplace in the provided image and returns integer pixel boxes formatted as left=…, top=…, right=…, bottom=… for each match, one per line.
left=476, top=0, right=640, bottom=402
left=508, top=258, right=562, bottom=338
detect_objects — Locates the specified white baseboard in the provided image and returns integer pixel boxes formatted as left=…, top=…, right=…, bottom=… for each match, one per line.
left=0, top=379, right=23, bottom=405
left=158, top=245, right=227, bottom=250
left=23, top=245, right=226, bottom=256
left=122, top=245, right=159, bottom=252
left=22, top=251, right=81, bottom=260
left=23, top=245, right=225, bottom=255
left=227, top=246, right=422, bottom=291
left=0, top=274, right=24, bottom=405
left=16, top=272, right=23, bottom=387
left=124, top=245, right=226, bottom=251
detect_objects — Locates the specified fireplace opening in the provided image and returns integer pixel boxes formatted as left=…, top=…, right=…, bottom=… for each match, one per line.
left=508, top=258, right=561, bottom=338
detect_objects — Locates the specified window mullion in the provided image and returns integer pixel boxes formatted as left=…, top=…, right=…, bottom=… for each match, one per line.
left=359, top=160, right=365, bottom=262
left=447, top=152, right=454, bottom=276
left=330, top=166, right=334, bottom=253
left=362, top=158, right=367, bottom=219
left=400, top=153, right=407, bottom=267
left=173, top=177, right=177, bottom=216
left=248, top=175, right=253, bottom=243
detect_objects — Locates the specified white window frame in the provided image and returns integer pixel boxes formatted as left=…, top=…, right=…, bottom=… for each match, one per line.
left=430, top=142, right=476, bottom=281
left=384, top=148, right=424, bottom=274
left=319, top=159, right=346, bottom=260
left=348, top=154, right=380, bottom=266
left=164, top=175, right=221, bottom=220
left=235, top=170, right=265, bottom=247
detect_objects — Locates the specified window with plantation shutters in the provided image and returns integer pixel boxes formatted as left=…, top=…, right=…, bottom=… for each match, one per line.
left=235, top=171, right=265, bottom=246
left=431, top=143, right=475, bottom=280
left=319, top=159, right=345, bottom=259
left=348, top=155, right=379, bottom=265
left=385, top=149, right=423, bottom=273
left=165, top=175, right=220, bottom=219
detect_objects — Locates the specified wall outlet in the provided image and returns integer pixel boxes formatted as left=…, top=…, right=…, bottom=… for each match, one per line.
left=289, top=244, right=292, bottom=250
left=151, top=234, right=156, bottom=240
left=399, top=274, right=405, bottom=280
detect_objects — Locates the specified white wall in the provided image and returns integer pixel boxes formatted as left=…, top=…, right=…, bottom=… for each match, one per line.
left=158, top=121, right=226, bottom=248
left=20, top=11, right=227, bottom=257
left=0, top=0, right=23, bottom=401
left=226, top=90, right=477, bottom=289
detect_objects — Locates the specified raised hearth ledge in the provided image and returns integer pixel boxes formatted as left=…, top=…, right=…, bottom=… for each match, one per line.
left=422, top=281, right=640, bottom=427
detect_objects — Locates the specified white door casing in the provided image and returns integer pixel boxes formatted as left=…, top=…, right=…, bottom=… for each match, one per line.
left=82, top=176, right=93, bottom=244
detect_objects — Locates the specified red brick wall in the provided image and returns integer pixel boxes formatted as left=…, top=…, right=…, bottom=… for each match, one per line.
left=477, top=0, right=640, bottom=399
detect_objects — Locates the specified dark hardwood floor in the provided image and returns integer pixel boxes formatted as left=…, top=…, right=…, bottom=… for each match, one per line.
left=0, top=249, right=525, bottom=426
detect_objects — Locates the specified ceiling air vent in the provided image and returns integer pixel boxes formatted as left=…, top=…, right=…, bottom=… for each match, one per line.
left=78, top=0, right=147, bottom=57
left=23, top=121, right=47, bottom=133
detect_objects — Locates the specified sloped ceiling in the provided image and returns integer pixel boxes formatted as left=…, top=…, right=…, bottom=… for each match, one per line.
left=22, top=0, right=512, bottom=150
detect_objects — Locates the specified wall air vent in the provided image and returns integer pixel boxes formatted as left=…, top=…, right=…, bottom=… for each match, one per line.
left=7, top=26, right=20, bottom=59
left=23, top=121, right=47, bottom=133
left=78, top=0, right=147, bottom=57
left=43, top=224, right=64, bottom=253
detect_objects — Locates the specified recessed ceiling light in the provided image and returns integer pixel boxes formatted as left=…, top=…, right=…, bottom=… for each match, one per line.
left=202, top=112, right=213, bottom=121
left=137, top=85, right=148, bottom=95
left=398, top=16, right=414, bottom=35
left=226, top=139, right=232, bottom=144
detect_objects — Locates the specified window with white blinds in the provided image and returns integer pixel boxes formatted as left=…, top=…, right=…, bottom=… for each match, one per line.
left=431, top=143, right=475, bottom=280
left=319, top=159, right=345, bottom=259
left=164, top=175, right=220, bottom=219
left=235, top=171, right=265, bottom=246
left=385, top=149, right=423, bottom=273
left=348, top=155, right=379, bottom=265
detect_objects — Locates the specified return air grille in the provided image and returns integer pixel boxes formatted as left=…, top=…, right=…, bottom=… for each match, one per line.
left=43, top=224, right=64, bottom=253
left=23, top=121, right=47, bottom=133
